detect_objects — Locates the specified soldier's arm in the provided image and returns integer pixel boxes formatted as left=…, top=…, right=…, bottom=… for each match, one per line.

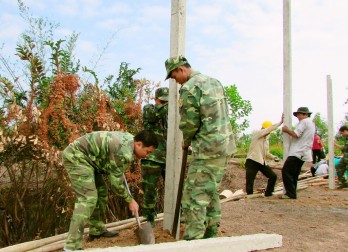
left=108, top=165, right=133, bottom=203
left=179, top=88, right=200, bottom=148
left=109, top=170, right=139, bottom=216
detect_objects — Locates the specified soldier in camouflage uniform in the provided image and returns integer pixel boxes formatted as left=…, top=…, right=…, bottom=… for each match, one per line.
left=62, top=130, right=158, bottom=251
left=335, top=125, right=348, bottom=188
left=141, top=87, right=169, bottom=226
left=164, top=56, right=236, bottom=240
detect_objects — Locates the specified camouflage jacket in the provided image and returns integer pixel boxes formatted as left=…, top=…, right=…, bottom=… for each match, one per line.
left=66, top=131, right=134, bottom=202
left=179, top=71, right=236, bottom=159
left=142, top=103, right=168, bottom=163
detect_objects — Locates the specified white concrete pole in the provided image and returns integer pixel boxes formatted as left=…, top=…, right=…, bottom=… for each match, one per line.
left=163, top=0, right=186, bottom=233
left=283, top=0, right=292, bottom=159
left=326, top=75, right=335, bottom=189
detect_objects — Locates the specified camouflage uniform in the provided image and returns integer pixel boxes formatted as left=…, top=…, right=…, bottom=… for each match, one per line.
left=165, top=56, right=236, bottom=240
left=336, top=135, right=348, bottom=185
left=62, top=131, right=134, bottom=250
left=141, top=87, right=169, bottom=225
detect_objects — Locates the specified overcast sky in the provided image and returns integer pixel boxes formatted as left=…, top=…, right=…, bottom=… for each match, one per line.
left=1, top=0, right=347, bottom=134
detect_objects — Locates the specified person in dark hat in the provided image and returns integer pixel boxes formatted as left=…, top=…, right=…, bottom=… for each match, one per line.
left=281, top=107, right=315, bottom=199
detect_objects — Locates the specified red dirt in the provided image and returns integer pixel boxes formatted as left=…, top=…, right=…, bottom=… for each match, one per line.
left=83, top=159, right=348, bottom=251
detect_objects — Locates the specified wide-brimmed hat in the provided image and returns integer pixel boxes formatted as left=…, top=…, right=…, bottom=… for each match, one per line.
left=164, top=55, right=189, bottom=80
left=293, top=107, right=312, bottom=116
left=155, top=87, right=169, bottom=101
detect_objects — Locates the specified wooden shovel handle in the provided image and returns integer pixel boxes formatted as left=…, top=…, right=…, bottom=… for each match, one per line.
left=123, top=173, right=141, bottom=228
left=172, top=147, right=189, bottom=238
left=135, top=215, right=142, bottom=228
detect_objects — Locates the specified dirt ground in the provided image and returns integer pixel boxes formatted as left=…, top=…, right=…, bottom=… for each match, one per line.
left=83, top=159, right=348, bottom=252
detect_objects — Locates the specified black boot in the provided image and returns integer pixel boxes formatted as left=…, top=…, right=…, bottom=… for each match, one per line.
left=88, top=230, right=119, bottom=241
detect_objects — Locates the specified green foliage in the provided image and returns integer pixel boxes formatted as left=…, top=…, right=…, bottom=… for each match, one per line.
left=270, top=144, right=283, bottom=159
left=17, top=0, right=58, bottom=62
left=107, top=62, right=141, bottom=101
left=269, top=128, right=283, bottom=146
left=224, top=84, right=252, bottom=136
left=236, top=133, right=251, bottom=154
left=60, top=33, right=80, bottom=75
left=16, top=35, right=52, bottom=108
left=0, top=1, right=157, bottom=247
left=71, top=84, right=100, bottom=128
left=106, top=62, right=142, bottom=133
left=239, top=158, right=246, bottom=168
left=16, top=35, right=47, bottom=86
left=312, top=113, right=328, bottom=141
left=0, top=77, right=28, bottom=108
left=82, top=66, right=99, bottom=85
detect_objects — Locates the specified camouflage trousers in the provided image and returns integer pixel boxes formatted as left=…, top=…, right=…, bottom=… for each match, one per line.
left=181, top=156, right=228, bottom=240
left=141, top=159, right=165, bottom=225
left=336, top=157, right=348, bottom=184
left=62, top=147, right=108, bottom=250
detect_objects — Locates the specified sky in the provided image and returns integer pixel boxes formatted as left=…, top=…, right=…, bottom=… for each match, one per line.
left=1, top=0, right=347, bottom=134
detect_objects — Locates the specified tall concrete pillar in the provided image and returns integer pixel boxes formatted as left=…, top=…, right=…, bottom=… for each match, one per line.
left=283, top=0, right=292, bottom=159
left=326, top=75, right=335, bottom=189
left=163, top=0, right=186, bottom=234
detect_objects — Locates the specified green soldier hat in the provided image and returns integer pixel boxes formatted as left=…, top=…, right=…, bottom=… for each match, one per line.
left=164, top=55, right=189, bottom=80
left=155, top=87, right=169, bottom=101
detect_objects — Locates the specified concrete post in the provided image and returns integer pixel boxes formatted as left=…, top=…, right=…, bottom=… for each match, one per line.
left=283, top=0, right=292, bottom=160
left=326, top=75, right=335, bottom=189
left=163, top=0, right=186, bottom=234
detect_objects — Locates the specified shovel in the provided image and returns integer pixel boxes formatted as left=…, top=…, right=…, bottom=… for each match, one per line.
left=172, top=147, right=189, bottom=239
left=135, top=215, right=155, bottom=244
left=123, top=174, right=155, bottom=244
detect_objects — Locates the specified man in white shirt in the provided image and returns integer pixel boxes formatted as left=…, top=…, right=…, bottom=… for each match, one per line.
left=245, top=114, right=284, bottom=196
left=281, top=107, right=315, bottom=199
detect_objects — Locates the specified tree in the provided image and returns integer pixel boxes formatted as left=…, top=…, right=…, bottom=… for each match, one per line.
left=0, top=1, right=155, bottom=246
left=224, top=84, right=252, bottom=136
left=312, top=113, right=328, bottom=144
left=269, top=128, right=283, bottom=146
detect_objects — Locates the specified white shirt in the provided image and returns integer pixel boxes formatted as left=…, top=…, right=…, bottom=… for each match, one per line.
left=288, top=117, right=315, bottom=162
left=315, top=163, right=329, bottom=175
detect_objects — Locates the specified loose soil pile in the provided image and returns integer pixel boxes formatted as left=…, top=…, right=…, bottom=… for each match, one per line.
left=84, top=159, right=348, bottom=251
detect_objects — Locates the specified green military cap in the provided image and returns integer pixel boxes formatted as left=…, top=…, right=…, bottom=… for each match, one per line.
left=155, top=87, right=169, bottom=101
left=164, top=55, right=189, bottom=80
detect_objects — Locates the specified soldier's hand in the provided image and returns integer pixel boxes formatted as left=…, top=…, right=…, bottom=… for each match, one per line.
left=128, top=199, right=139, bottom=216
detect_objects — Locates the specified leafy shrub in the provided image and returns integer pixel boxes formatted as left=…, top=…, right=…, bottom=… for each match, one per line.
left=270, top=144, right=283, bottom=159
left=0, top=32, right=155, bottom=247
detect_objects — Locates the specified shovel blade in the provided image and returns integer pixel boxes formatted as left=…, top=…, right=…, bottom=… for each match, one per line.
left=136, top=222, right=155, bottom=244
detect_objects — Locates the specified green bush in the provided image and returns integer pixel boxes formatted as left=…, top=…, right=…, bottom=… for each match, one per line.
left=270, top=144, right=283, bottom=159
left=239, top=158, right=246, bottom=168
